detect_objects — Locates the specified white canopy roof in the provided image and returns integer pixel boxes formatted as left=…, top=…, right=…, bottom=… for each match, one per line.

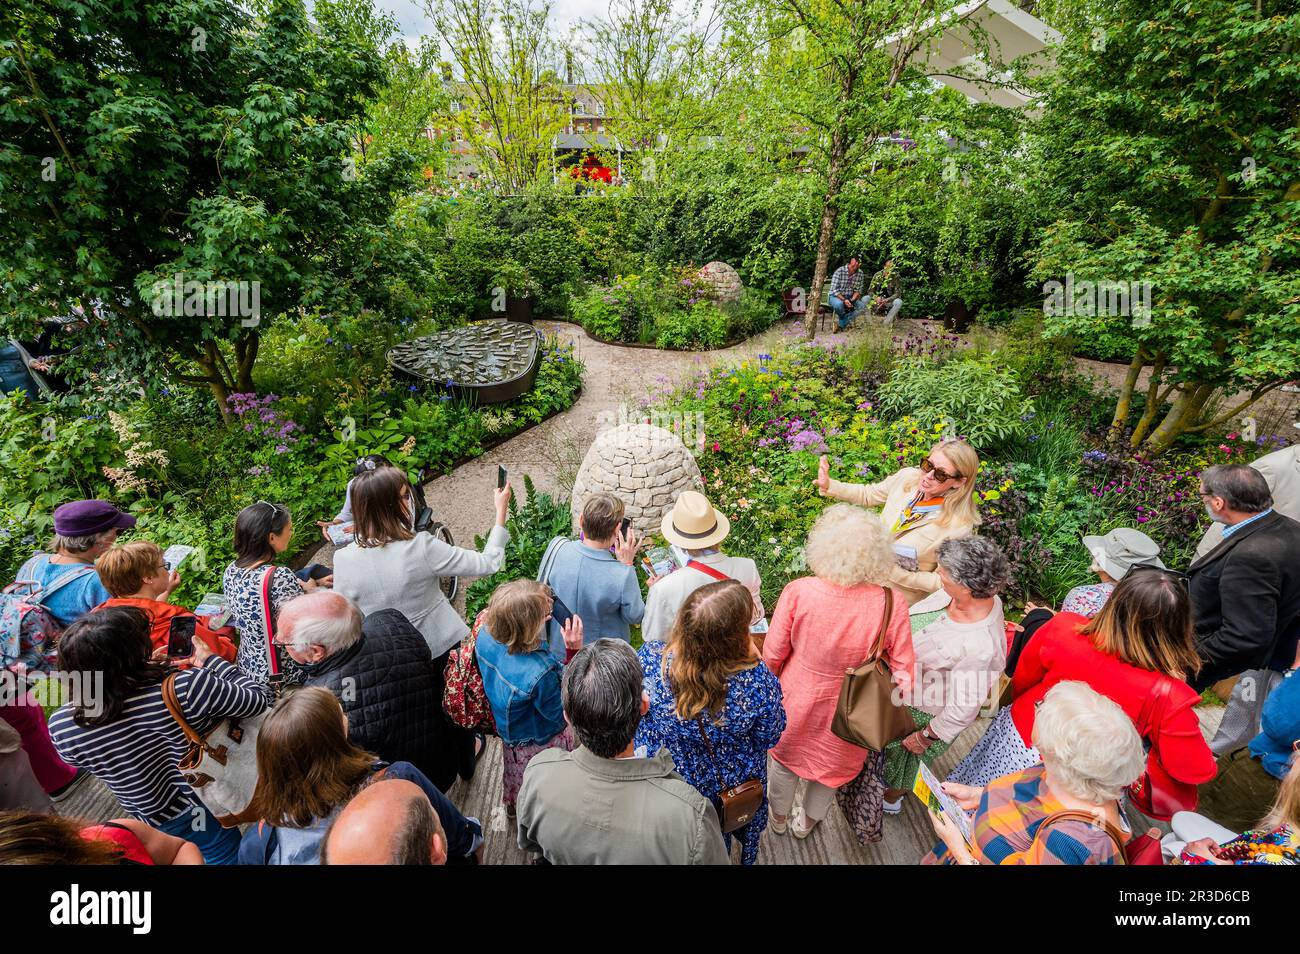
left=883, top=0, right=1062, bottom=110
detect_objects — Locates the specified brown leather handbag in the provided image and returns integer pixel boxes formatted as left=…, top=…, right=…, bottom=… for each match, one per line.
left=830, top=587, right=913, bottom=752
left=696, top=718, right=764, bottom=833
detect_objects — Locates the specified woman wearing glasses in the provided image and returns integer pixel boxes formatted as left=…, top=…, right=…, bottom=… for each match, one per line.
left=949, top=568, right=1216, bottom=822
left=814, top=439, right=981, bottom=604
left=223, top=501, right=324, bottom=687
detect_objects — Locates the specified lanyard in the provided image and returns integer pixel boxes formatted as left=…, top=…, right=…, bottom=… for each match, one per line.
left=891, top=494, right=945, bottom=535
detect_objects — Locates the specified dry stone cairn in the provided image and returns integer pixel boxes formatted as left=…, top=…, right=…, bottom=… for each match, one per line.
left=697, top=261, right=743, bottom=304
left=570, top=422, right=704, bottom=535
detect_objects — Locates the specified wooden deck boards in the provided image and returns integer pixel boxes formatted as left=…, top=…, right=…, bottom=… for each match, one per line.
left=54, top=706, right=1224, bottom=866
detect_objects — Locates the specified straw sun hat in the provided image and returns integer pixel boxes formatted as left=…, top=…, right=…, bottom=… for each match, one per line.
left=660, top=491, right=731, bottom=550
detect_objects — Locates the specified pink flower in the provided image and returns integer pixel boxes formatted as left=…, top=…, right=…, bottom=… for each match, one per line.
left=712, top=442, right=720, bottom=453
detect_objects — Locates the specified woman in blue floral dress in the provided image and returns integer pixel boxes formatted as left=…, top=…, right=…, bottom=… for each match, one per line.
left=636, top=580, right=786, bottom=865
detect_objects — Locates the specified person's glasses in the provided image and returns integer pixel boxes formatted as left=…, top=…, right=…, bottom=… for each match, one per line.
left=920, top=457, right=962, bottom=483
left=256, top=500, right=283, bottom=516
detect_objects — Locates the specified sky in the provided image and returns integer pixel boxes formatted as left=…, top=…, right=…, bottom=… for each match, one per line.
left=377, top=0, right=630, bottom=46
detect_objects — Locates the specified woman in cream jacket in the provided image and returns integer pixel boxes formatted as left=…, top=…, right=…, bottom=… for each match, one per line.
left=813, top=439, right=981, bottom=604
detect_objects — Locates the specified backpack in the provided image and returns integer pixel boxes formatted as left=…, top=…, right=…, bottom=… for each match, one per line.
left=1, top=555, right=95, bottom=672
left=442, top=611, right=496, bottom=735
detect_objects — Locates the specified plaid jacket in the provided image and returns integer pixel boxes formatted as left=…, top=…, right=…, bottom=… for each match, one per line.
left=829, top=265, right=863, bottom=299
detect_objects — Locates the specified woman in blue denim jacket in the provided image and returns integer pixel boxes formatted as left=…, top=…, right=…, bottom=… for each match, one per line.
left=476, top=580, right=585, bottom=814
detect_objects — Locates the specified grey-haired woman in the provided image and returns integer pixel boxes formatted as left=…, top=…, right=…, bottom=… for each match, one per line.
left=837, top=535, right=1009, bottom=844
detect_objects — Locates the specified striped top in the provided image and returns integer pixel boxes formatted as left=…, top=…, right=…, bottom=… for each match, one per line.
left=922, top=765, right=1126, bottom=865
left=50, top=659, right=272, bottom=826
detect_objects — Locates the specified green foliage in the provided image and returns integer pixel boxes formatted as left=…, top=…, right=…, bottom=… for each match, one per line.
left=655, top=301, right=729, bottom=350
left=0, top=0, right=449, bottom=401
left=1028, top=0, right=1300, bottom=453
left=464, top=475, right=573, bottom=617
left=878, top=353, right=1034, bottom=446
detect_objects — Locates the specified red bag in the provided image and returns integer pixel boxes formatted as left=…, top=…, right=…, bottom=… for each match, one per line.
left=1125, top=677, right=1198, bottom=821
left=1034, top=810, right=1164, bottom=865
left=442, top=611, right=496, bottom=735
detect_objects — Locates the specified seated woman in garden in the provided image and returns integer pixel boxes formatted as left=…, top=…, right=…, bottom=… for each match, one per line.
left=763, top=504, right=913, bottom=840
left=637, top=580, right=786, bottom=866
left=924, top=681, right=1145, bottom=865
left=238, top=687, right=482, bottom=865
left=333, top=465, right=511, bottom=780
left=1031, top=527, right=1165, bottom=619
left=949, top=568, right=1216, bottom=822
left=95, top=540, right=236, bottom=666
left=223, top=501, right=322, bottom=687
left=839, top=535, right=1010, bottom=845
left=318, top=453, right=424, bottom=544
left=48, top=606, right=272, bottom=865
left=813, top=439, right=981, bottom=604
left=1163, top=757, right=1299, bottom=865
left=475, top=580, right=585, bottom=816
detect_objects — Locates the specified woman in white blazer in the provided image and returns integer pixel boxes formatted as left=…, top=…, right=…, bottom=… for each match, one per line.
left=332, top=465, right=511, bottom=780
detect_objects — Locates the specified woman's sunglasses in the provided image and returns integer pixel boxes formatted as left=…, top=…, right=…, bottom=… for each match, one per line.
left=920, top=457, right=963, bottom=483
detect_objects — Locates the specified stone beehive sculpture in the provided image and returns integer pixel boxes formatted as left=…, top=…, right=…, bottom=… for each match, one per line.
left=570, top=422, right=704, bottom=535
left=697, top=261, right=744, bottom=304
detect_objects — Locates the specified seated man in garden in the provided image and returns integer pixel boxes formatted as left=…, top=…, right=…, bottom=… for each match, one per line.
left=828, top=254, right=865, bottom=330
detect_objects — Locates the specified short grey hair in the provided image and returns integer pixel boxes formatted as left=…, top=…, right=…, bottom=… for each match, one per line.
left=1201, top=464, right=1272, bottom=513
left=48, top=531, right=113, bottom=555
left=278, top=591, right=363, bottom=654
left=1032, top=681, right=1146, bottom=804
left=936, top=535, right=1010, bottom=600
left=561, top=639, right=643, bottom=759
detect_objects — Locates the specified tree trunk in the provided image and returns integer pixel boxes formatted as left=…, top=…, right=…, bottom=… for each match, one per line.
left=1127, top=354, right=1168, bottom=448
left=1108, top=346, right=1146, bottom=440
left=1143, top=382, right=1215, bottom=456
left=805, top=124, right=848, bottom=341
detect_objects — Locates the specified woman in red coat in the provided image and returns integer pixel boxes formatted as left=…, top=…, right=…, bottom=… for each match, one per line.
left=950, top=568, right=1215, bottom=818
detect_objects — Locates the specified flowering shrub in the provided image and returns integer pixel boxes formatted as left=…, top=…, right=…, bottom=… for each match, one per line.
left=651, top=336, right=1283, bottom=611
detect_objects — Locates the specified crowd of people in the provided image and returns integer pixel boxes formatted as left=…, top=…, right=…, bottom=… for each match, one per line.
left=1, top=432, right=1297, bottom=867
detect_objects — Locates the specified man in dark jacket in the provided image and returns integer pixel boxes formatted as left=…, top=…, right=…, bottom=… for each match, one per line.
left=277, top=591, right=460, bottom=792
left=1188, top=465, right=1300, bottom=690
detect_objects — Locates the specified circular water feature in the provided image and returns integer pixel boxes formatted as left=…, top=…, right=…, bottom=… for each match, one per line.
left=387, top=320, right=542, bottom=404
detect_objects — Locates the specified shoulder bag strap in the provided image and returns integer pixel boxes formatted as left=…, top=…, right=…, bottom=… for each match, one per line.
left=862, top=586, right=895, bottom=667
left=695, top=715, right=727, bottom=792
left=1032, top=809, right=1127, bottom=864
left=161, top=673, right=206, bottom=749
left=536, top=536, right=567, bottom=585
left=260, top=566, right=280, bottom=677
left=686, top=560, right=730, bottom=582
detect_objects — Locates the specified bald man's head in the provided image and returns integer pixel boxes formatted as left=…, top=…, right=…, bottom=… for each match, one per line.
left=278, top=590, right=362, bottom=665
left=321, top=778, right=446, bottom=865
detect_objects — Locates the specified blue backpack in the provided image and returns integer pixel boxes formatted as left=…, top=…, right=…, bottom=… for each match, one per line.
left=1, top=555, right=95, bottom=672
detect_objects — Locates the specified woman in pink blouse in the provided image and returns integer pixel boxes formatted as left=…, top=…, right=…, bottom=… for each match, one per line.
left=764, top=504, right=915, bottom=839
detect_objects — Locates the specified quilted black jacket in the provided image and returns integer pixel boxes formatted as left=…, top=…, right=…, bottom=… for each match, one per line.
left=302, top=608, right=458, bottom=791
